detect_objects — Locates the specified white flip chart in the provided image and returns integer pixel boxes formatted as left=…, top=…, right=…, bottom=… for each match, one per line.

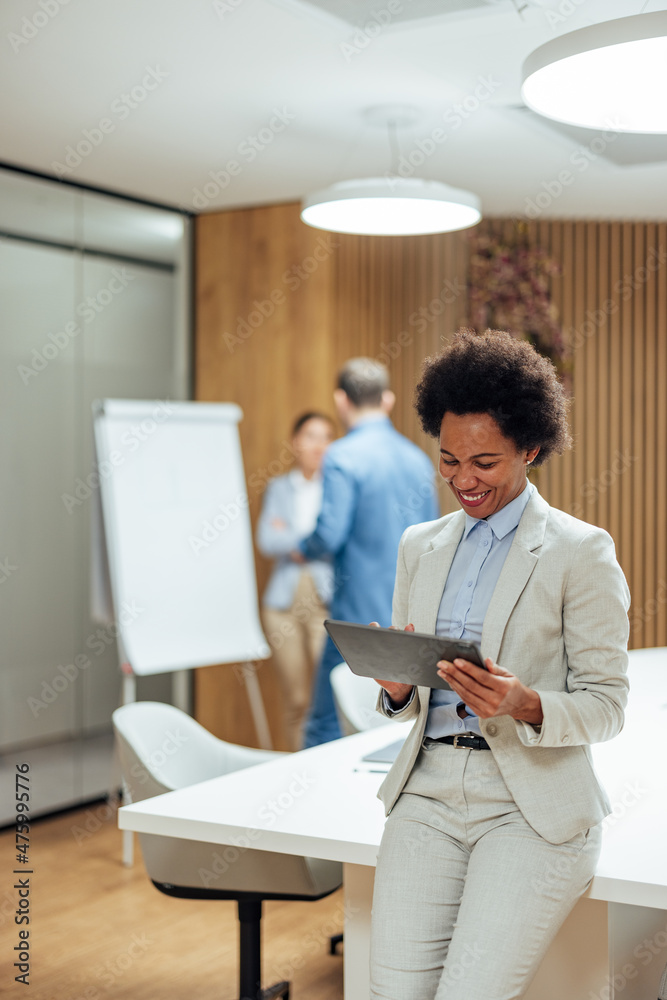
left=92, top=399, right=270, bottom=676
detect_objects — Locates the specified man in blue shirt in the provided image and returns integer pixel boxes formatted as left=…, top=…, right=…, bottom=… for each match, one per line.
left=298, top=358, right=440, bottom=747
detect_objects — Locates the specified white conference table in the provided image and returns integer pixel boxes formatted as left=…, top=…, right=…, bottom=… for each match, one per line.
left=120, top=653, right=667, bottom=999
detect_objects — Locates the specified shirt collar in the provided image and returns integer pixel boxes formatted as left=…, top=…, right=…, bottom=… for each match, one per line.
left=289, top=468, right=321, bottom=488
left=462, top=480, right=534, bottom=541
left=347, top=413, right=391, bottom=434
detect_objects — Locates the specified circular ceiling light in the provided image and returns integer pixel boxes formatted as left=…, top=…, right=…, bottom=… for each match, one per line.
left=521, top=12, right=667, bottom=133
left=301, top=177, right=482, bottom=236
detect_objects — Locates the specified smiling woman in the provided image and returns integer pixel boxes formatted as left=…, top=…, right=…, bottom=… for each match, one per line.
left=369, top=328, right=630, bottom=1000
left=414, top=327, right=571, bottom=464
left=438, top=410, right=540, bottom=517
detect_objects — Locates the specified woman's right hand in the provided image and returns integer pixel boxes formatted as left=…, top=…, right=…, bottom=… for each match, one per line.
left=370, top=621, right=415, bottom=710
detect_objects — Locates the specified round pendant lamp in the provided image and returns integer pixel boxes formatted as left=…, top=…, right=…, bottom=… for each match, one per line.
left=301, top=176, right=482, bottom=236
left=521, top=12, right=667, bottom=133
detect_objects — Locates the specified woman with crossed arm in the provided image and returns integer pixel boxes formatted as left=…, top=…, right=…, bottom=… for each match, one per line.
left=371, top=329, right=630, bottom=1000
left=257, top=412, right=335, bottom=750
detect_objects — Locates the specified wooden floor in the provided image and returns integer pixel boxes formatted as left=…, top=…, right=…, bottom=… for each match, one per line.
left=1, top=802, right=344, bottom=1000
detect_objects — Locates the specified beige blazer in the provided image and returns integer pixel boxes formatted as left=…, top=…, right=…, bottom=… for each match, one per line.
left=377, top=488, right=631, bottom=845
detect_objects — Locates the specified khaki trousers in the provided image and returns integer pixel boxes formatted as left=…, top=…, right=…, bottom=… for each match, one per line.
left=262, top=571, right=328, bottom=752
left=370, top=739, right=601, bottom=1000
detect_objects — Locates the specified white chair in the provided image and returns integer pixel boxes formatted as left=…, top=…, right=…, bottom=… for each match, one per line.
left=329, top=661, right=388, bottom=735
left=113, top=701, right=342, bottom=1000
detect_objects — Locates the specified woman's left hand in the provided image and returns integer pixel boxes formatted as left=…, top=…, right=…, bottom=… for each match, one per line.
left=437, top=657, right=543, bottom=726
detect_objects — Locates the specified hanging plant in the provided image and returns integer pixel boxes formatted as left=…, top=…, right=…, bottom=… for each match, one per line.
left=466, top=229, right=570, bottom=377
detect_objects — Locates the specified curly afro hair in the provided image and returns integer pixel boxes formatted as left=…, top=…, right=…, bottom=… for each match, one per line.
left=414, top=328, right=571, bottom=467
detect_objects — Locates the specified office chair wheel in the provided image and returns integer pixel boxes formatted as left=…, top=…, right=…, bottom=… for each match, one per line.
left=329, top=932, right=343, bottom=955
left=240, top=983, right=288, bottom=1000
left=258, top=983, right=289, bottom=999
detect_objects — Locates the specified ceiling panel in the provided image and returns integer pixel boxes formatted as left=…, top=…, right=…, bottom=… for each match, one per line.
left=0, top=0, right=666, bottom=218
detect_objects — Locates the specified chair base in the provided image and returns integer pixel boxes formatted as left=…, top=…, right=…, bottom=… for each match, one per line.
left=151, top=881, right=336, bottom=904
left=153, top=883, right=344, bottom=1000
left=254, top=982, right=289, bottom=1000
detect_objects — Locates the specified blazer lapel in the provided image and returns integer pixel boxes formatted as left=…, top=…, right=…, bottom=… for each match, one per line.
left=410, top=511, right=465, bottom=633
left=481, top=490, right=550, bottom=662
left=411, top=511, right=465, bottom=716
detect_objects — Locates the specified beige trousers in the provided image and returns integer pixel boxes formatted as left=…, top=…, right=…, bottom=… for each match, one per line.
left=262, top=571, right=328, bottom=751
left=370, top=738, right=602, bottom=1000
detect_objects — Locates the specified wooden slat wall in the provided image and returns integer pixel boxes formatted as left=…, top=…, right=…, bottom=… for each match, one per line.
left=196, top=204, right=667, bottom=746
left=195, top=204, right=338, bottom=748
left=493, top=217, right=667, bottom=651
left=331, top=229, right=471, bottom=505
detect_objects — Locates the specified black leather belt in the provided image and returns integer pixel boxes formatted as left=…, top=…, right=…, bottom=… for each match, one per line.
left=426, top=734, right=491, bottom=750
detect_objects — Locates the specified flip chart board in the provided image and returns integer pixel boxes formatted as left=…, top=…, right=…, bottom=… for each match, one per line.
left=92, top=399, right=270, bottom=676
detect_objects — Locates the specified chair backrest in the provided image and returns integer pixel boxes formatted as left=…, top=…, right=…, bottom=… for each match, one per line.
left=113, top=701, right=342, bottom=900
left=112, top=701, right=279, bottom=803
left=626, top=646, right=667, bottom=666
left=625, top=646, right=667, bottom=708
left=329, top=662, right=387, bottom=735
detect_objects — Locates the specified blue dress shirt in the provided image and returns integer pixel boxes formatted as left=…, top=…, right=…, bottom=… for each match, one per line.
left=386, top=481, right=535, bottom=736
left=299, top=415, right=440, bottom=627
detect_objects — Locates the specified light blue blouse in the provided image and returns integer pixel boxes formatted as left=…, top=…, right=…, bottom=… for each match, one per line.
left=385, top=481, right=535, bottom=736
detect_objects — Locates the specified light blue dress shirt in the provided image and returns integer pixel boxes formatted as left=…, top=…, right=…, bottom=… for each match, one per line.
left=257, top=472, right=334, bottom=611
left=385, top=481, right=535, bottom=737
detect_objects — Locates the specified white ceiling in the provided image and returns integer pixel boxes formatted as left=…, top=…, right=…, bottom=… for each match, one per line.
left=1, top=0, right=666, bottom=219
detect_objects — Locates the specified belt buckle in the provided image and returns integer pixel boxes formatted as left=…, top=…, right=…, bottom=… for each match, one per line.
left=452, top=735, right=471, bottom=749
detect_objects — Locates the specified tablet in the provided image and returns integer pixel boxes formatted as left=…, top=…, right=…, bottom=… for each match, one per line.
left=361, top=738, right=406, bottom=764
left=324, top=619, right=485, bottom=691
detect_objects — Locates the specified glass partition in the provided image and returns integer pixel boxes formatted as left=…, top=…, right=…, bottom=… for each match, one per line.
left=0, top=168, right=190, bottom=820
